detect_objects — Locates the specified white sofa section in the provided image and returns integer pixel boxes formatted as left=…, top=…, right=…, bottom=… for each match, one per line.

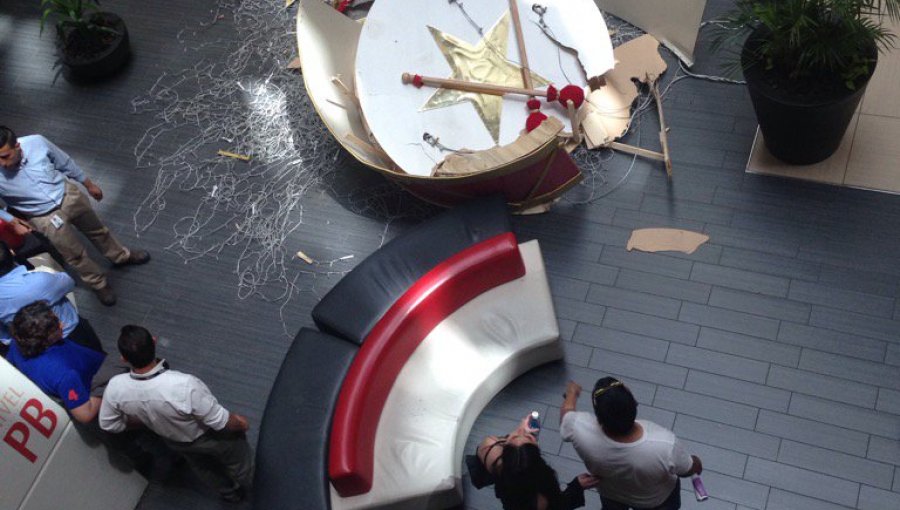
left=331, top=240, right=562, bottom=509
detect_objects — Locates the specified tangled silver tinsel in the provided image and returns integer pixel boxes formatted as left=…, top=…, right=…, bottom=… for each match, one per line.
left=132, top=0, right=438, bottom=326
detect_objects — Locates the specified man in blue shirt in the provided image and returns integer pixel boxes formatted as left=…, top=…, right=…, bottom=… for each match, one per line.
left=5, top=301, right=107, bottom=423
left=0, top=241, right=103, bottom=351
left=0, top=126, right=150, bottom=306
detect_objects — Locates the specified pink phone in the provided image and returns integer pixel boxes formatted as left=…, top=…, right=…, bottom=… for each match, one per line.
left=692, top=475, right=709, bottom=501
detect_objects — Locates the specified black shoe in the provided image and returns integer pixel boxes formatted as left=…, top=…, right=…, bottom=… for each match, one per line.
left=154, top=456, right=184, bottom=481
left=130, top=452, right=155, bottom=477
left=94, top=286, right=117, bottom=306
left=220, top=486, right=246, bottom=503
left=117, top=250, right=151, bottom=266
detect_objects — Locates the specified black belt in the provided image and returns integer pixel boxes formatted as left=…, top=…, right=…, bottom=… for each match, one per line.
left=13, top=202, right=62, bottom=220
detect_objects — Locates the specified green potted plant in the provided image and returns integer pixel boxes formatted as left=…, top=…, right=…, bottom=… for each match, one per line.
left=40, top=0, right=131, bottom=81
left=715, top=0, right=900, bottom=164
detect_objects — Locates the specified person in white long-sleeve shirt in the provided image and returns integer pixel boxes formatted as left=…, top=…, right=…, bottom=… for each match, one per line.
left=99, top=325, right=253, bottom=502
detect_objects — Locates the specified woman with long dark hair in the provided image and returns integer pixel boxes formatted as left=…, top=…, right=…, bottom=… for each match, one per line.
left=468, top=414, right=599, bottom=510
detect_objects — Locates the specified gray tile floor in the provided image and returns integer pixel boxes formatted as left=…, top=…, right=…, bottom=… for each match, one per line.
left=1, top=1, right=899, bottom=509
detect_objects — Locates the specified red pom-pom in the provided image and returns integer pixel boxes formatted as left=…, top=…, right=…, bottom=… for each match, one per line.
left=336, top=0, right=352, bottom=13
left=525, top=112, right=548, bottom=132
left=526, top=99, right=541, bottom=111
left=546, top=85, right=558, bottom=103
left=412, top=74, right=424, bottom=88
left=558, top=85, right=585, bottom=109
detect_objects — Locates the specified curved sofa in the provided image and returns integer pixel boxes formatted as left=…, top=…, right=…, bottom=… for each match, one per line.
left=253, top=197, right=561, bottom=510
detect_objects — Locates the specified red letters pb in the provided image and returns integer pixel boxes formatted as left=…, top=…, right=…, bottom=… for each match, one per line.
left=3, top=422, right=36, bottom=463
left=21, top=398, right=56, bottom=438
left=1, top=399, right=58, bottom=464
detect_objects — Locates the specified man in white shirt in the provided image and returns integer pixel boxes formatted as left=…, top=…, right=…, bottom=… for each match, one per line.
left=99, top=325, right=253, bottom=502
left=560, top=377, right=702, bottom=510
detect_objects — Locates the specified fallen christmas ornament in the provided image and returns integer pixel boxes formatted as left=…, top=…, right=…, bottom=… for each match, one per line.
left=295, top=0, right=671, bottom=211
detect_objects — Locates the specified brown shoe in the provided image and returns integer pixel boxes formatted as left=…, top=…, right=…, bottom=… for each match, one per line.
left=94, top=286, right=117, bottom=306
left=117, top=249, right=151, bottom=266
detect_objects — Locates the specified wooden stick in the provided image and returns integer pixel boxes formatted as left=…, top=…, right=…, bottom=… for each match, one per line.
left=606, top=142, right=666, bottom=162
left=648, top=75, right=673, bottom=176
left=331, top=75, right=354, bottom=98
left=217, top=150, right=251, bottom=161
left=402, top=72, right=548, bottom=98
left=508, top=0, right=533, bottom=92
left=523, top=144, right=559, bottom=202
left=566, top=100, right=581, bottom=145
left=343, top=132, right=393, bottom=166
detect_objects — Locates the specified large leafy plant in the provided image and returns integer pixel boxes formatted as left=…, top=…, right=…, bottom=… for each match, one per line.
left=715, top=0, right=900, bottom=90
left=39, top=0, right=111, bottom=38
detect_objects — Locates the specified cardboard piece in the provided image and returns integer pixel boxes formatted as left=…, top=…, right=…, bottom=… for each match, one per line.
left=580, top=35, right=667, bottom=148
left=406, top=146, right=582, bottom=210
left=594, top=0, right=706, bottom=66
left=626, top=228, right=709, bottom=254
left=844, top=114, right=900, bottom=192
left=861, top=16, right=900, bottom=117
left=434, top=117, right=563, bottom=176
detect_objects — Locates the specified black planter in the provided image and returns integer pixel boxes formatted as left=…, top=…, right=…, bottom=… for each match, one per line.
left=59, top=12, right=131, bottom=82
left=741, top=32, right=875, bottom=165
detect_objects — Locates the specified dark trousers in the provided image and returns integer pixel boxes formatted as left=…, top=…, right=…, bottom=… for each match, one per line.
left=165, top=429, right=254, bottom=499
left=14, top=231, right=67, bottom=269
left=68, top=316, right=126, bottom=398
left=69, top=316, right=105, bottom=354
left=601, top=480, right=681, bottom=510
left=75, top=419, right=178, bottom=480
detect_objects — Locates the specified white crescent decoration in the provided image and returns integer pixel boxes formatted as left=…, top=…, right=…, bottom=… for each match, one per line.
left=355, top=0, right=614, bottom=176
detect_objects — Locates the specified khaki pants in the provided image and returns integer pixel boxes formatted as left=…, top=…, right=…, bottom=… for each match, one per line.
left=27, top=181, right=129, bottom=290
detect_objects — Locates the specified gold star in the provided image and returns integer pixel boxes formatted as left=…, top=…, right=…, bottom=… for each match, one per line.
left=423, top=11, right=550, bottom=144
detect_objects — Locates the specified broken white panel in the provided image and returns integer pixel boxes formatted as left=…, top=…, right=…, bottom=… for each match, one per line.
left=594, top=0, right=706, bottom=66
left=526, top=0, right=615, bottom=79
left=580, top=35, right=666, bottom=147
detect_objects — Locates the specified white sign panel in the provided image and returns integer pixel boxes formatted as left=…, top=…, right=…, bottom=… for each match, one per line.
left=0, top=357, right=69, bottom=510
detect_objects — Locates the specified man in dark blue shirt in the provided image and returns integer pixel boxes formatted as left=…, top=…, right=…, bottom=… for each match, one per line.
left=5, top=301, right=107, bottom=423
